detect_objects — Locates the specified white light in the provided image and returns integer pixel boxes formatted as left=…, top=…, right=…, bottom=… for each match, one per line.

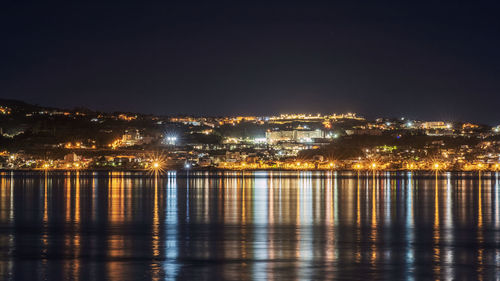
left=164, top=135, right=178, bottom=145
left=253, top=138, right=267, bottom=144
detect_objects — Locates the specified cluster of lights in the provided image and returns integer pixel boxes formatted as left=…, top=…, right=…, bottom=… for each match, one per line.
left=65, top=142, right=96, bottom=149
left=109, top=139, right=121, bottom=149
left=216, top=160, right=500, bottom=171
left=164, top=136, right=178, bottom=145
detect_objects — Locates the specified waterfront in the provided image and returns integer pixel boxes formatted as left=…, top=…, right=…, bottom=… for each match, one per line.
left=0, top=171, right=499, bottom=280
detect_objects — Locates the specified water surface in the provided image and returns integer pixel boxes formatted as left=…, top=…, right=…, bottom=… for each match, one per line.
left=0, top=171, right=499, bottom=280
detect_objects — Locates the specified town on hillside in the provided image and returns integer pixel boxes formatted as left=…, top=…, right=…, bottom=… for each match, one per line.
left=0, top=99, right=499, bottom=171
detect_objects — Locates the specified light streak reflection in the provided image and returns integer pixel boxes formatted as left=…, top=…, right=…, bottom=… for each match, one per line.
left=0, top=171, right=496, bottom=280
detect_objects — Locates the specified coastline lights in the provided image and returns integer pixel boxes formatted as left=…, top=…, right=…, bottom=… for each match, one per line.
left=433, top=163, right=440, bottom=170
left=432, top=162, right=441, bottom=179
left=407, top=162, right=416, bottom=170
left=147, top=152, right=167, bottom=176
left=148, top=160, right=165, bottom=176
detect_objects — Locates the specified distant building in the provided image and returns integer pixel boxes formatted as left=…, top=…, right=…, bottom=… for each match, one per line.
left=420, top=121, right=454, bottom=136
left=266, top=129, right=324, bottom=143
left=420, top=122, right=451, bottom=130
left=122, top=130, right=142, bottom=146
left=64, top=153, right=79, bottom=162
left=121, top=130, right=153, bottom=146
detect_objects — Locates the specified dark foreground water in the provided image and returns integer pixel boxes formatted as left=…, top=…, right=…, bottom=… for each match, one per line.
left=0, top=171, right=499, bottom=280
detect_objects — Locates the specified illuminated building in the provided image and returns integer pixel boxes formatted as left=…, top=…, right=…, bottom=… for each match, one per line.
left=421, top=122, right=450, bottom=129
left=266, top=129, right=324, bottom=143
left=122, top=130, right=143, bottom=146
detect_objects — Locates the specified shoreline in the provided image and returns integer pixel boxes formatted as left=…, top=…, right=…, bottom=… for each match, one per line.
left=0, top=167, right=498, bottom=172
left=1, top=169, right=497, bottom=179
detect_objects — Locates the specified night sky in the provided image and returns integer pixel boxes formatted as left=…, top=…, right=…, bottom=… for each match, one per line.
left=1, top=2, right=499, bottom=124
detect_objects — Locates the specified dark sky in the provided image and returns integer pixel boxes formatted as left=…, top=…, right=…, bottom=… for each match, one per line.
left=1, top=1, right=499, bottom=124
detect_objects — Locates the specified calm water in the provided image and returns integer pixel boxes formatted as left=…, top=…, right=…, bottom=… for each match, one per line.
left=0, top=171, right=499, bottom=280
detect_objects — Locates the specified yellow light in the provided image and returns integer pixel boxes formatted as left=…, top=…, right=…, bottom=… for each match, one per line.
left=434, top=163, right=439, bottom=170
left=371, top=163, right=377, bottom=169
left=147, top=153, right=167, bottom=175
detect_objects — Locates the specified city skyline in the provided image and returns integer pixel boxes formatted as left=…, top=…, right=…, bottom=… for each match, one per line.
left=1, top=98, right=498, bottom=172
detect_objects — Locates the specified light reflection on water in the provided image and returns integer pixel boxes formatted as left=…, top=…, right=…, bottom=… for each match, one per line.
left=0, top=171, right=498, bottom=280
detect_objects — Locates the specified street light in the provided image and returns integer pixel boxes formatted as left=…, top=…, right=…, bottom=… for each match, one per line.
left=433, top=162, right=440, bottom=180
